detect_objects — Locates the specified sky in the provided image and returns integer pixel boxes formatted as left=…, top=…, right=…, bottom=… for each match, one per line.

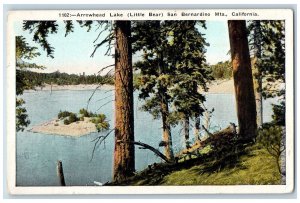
left=14, top=20, right=230, bottom=75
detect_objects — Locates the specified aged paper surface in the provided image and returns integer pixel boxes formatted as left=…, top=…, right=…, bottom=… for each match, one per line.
left=7, top=9, right=294, bottom=194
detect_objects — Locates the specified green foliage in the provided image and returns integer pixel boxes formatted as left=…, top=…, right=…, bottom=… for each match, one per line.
left=23, top=21, right=59, bottom=58
left=23, top=20, right=113, bottom=59
left=16, top=36, right=43, bottom=64
left=257, top=125, right=285, bottom=174
left=79, top=108, right=97, bottom=118
left=16, top=36, right=45, bottom=132
left=58, top=110, right=72, bottom=119
left=18, top=70, right=114, bottom=87
left=132, top=21, right=212, bottom=124
left=118, top=144, right=282, bottom=185
left=58, top=111, right=79, bottom=125
left=161, top=147, right=282, bottom=185
left=59, top=109, right=109, bottom=131
left=64, top=20, right=74, bottom=37
left=16, top=98, right=30, bottom=132
left=79, top=108, right=89, bottom=117
left=63, top=119, right=71, bottom=125
left=16, top=36, right=45, bottom=94
left=272, top=101, right=285, bottom=126
left=168, top=21, right=212, bottom=120
left=209, top=61, right=232, bottom=79
left=132, top=21, right=175, bottom=121
left=68, top=113, right=79, bottom=123
left=91, top=114, right=110, bottom=132
left=62, top=112, right=79, bottom=125
left=248, top=20, right=285, bottom=99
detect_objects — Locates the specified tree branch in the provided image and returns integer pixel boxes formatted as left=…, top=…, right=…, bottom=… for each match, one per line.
left=202, top=125, right=213, bottom=136
left=98, top=64, right=115, bottom=75
left=90, top=128, right=115, bottom=161
left=117, top=140, right=172, bottom=163
left=96, top=100, right=114, bottom=112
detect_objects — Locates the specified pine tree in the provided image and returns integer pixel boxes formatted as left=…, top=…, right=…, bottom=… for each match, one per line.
left=166, top=21, right=212, bottom=146
left=16, top=36, right=45, bottom=131
left=248, top=20, right=264, bottom=127
left=228, top=20, right=257, bottom=141
left=248, top=20, right=285, bottom=126
left=132, top=21, right=175, bottom=160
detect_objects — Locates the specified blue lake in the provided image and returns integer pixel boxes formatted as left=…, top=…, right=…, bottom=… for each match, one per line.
left=16, top=89, right=276, bottom=186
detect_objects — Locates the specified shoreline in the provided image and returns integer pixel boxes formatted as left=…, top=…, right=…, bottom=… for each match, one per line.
left=200, top=79, right=234, bottom=94
left=24, top=84, right=114, bottom=92
left=24, top=79, right=235, bottom=94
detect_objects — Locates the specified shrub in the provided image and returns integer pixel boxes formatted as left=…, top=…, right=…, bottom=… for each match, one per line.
left=257, top=125, right=285, bottom=175
left=58, top=110, right=71, bottom=119
left=272, top=101, right=285, bottom=126
left=64, top=119, right=71, bottom=125
left=91, top=113, right=109, bottom=132
left=79, top=108, right=89, bottom=117
left=62, top=113, right=79, bottom=125
left=68, top=113, right=79, bottom=123
left=79, top=108, right=97, bottom=118
left=59, top=109, right=109, bottom=132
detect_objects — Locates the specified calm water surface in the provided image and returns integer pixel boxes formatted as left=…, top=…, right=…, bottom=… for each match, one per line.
left=16, top=89, right=276, bottom=186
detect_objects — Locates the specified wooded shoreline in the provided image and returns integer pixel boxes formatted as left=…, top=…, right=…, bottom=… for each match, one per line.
left=24, top=79, right=236, bottom=94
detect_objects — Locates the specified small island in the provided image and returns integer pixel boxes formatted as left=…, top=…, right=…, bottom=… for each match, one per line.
left=30, top=109, right=109, bottom=137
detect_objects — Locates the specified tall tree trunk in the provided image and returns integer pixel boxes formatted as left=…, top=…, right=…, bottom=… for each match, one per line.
left=252, top=20, right=263, bottom=127
left=160, top=97, right=174, bottom=160
left=183, top=114, right=190, bottom=149
left=253, top=57, right=263, bottom=127
left=193, top=82, right=200, bottom=141
left=158, top=51, right=174, bottom=161
left=194, top=112, right=200, bottom=141
left=113, top=21, right=135, bottom=182
left=203, top=110, right=210, bottom=137
left=228, top=20, right=257, bottom=141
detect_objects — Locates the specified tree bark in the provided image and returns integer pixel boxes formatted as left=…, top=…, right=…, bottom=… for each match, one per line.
left=253, top=57, right=263, bottom=127
left=184, top=114, right=190, bottom=149
left=117, top=140, right=172, bottom=163
left=158, top=51, right=174, bottom=161
left=203, top=110, right=210, bottom=137
left=252, top=20, right=263, bottom=127
left=113, top=21, right=135, bottom=182
left=193, top=82, right=200, bottom=141
left=228, top=20, right=257, bottom=141
left=160, top=94, right=174, bottom=161
left=194, top=112, right=200, bottom=141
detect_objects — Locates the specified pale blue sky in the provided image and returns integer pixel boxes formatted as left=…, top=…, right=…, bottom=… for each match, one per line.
left=14, top=21, right=230, bottom=75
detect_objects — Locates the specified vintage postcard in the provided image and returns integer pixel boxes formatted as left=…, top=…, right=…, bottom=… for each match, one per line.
left=6, top=9, right=294, bottom=194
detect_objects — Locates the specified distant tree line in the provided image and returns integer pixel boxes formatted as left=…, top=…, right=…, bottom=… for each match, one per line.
left=209, top=61, right=232, bottom=80
left=19, top=70, right=114, bottom=88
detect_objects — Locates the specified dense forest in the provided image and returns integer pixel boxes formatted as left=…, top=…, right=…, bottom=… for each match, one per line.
left=19, top=70, right=114, bottom=88
left=16, top=19, right=286, bottom=185
left=19, top=62, right=230, bottom=89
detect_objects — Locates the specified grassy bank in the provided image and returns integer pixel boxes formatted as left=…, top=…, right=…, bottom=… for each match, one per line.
left=162, top=147, right=282, bottom=185
left=110, top=144, right=283, bottom=186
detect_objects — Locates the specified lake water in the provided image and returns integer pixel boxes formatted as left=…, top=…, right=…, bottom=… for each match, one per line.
left=16, top=89, right=276, bottom=186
